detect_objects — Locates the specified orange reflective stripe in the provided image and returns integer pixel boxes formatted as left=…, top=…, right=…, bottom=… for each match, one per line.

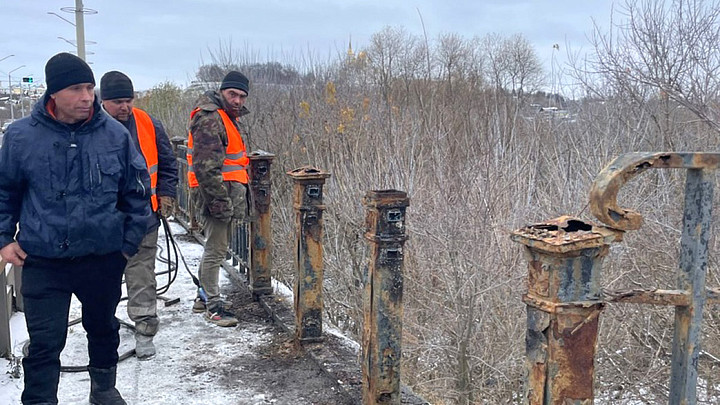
left=187, top=108, right=199, bottom=188
left=133, top=108, right=159, bottom=211
left=187, top=107, right=249, bottom=187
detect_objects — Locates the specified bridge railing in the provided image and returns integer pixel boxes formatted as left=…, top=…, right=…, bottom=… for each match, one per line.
left=0, top=259, right=22, bottom=358
left=173, top=136, right=416, bottom=403
left=512, top=152, right=720, bottom=404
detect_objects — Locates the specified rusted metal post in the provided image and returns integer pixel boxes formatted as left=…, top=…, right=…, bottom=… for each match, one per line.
left=588, top=152, right=720, bottom=403
left=669, top=168, right=713, bottom=404
left=511, top=216, right=622, bottom=405
left=248, top=150, right=275, bottom=296
left=362, top=190, right=409, bottom=405
left=287, top=166, right=331, bottom=343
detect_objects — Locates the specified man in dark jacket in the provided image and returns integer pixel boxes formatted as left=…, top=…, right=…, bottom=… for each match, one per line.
left=186, top=71, right=251, bottom=327
left=100, top=71, right=178, bottom=360
left=0, top=53, right=150, bottom=405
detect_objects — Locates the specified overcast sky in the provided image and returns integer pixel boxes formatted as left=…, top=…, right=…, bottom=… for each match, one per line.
left=1, top=0, right=614, bottom=91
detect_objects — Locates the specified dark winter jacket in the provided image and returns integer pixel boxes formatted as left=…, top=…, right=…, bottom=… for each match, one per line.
left=0, top=95, right=151, bottom=258
left=117, top=109, right=178, bottom=231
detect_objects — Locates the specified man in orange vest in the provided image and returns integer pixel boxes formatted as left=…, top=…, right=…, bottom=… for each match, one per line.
left=101, top=71, right=178, bottom=358
left=186, top=71, right=251, bottom=327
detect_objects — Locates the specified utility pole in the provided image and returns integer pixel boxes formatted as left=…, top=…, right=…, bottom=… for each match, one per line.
left=74, top=0, right=86, bottom=61
left=8, top=65, right=25, bottom=120
left=48, top=1, right=96, bottom=62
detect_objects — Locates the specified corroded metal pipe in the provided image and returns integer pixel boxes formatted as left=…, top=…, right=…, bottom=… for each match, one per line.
left=589, top=152, right=720, bottom=230
left=362, top=190, right=409, bottom=405
left=287, top=166, right=331, bottom=343
left=248, top=151, right=275, bottom=296
left=669, top=168, right=713, bottom=404
left=511, top=216, right=622, bottom=404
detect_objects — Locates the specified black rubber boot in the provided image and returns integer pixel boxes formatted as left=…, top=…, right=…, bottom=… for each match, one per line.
left=88, top=366, right=127, bottom=405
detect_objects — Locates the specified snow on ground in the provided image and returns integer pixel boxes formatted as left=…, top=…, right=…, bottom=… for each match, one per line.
left=0, top=220, right=279, bottom=405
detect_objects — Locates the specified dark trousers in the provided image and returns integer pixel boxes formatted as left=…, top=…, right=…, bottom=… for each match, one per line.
left=20, top=251, right=126, bottom=405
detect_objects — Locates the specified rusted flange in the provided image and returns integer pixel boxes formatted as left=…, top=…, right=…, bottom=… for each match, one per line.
left=510, top=215, right=622, bottom=254
left=589, top=152, right=720, bottom=230
left=286, top=166, right=331, bottom=180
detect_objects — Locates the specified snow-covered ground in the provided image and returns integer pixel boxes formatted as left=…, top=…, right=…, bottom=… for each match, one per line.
left=0, top=221, right=285, bottom=405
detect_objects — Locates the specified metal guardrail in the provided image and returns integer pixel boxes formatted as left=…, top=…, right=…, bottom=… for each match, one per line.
left=512, top=152, right=720, bottom=404
left=0, top=259, right=22, bottom=358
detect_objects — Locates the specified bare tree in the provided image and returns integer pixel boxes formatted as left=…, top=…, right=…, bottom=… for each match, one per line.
left=503, top=34, right=544, bottom=96
left=482, top=33, right=543, bottom=95
left=576, top=0, right=720, bottom=137
left=435, top=33, right=471, bottom=91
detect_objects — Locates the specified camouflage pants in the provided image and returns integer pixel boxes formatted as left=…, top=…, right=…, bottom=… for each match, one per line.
left=198, top=216, right=231, bottom=306
left=124, top=228, right=159, bottom=336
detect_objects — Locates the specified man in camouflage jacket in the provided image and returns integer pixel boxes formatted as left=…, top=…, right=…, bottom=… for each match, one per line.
left=187, top=71, right=251, bottom=327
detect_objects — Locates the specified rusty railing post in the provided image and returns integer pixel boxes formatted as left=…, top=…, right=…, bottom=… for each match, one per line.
left=511, top=216, right=622, bottom=404
left=362, top=190, right=409, bottom=405
left=248, top=150, right=275, bottom=296
left=287, top=166, right=331, bottom=343
left=589, top=152, right=720, bottom=403
left=669, top=168, right=713, bottom=403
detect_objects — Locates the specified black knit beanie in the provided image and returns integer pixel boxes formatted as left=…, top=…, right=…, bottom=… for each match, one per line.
left=220, top=71, right=249, bottom=94
left=45, top=52, right=95, bottom=95
left=100, top=71, right=134, bottom=100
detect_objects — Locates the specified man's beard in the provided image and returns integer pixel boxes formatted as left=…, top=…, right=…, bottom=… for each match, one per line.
left=221, top=98, right=239, bottom=118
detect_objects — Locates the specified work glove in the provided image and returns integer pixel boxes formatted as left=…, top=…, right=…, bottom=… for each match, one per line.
left=159, top=196, right=175, bottom=217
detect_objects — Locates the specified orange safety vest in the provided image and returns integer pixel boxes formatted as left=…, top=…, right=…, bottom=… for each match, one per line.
left=133, top=108, right=159, bottom=211
left=187, top=108, right=249, bottom=187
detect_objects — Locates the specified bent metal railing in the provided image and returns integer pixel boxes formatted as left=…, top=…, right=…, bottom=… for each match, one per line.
left=512, top=152, right=720, bottom=404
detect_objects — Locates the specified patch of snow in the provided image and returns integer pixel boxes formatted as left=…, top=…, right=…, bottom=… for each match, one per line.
left=0, top=221, right=278, bottom=404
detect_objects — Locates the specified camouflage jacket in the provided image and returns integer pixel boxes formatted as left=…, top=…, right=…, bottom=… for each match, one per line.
left=189, top=90, right=249, bottom=222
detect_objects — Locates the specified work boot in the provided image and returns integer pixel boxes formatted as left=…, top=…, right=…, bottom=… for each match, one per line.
left=135, top=333, right=156, bottom=360
left=205, top=303, right=238, bottom=327
left=192, top=296, right=206, bottom=313
left=88, top=366, right=127, bottom=405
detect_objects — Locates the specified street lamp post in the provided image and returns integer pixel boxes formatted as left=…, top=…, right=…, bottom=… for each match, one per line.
left=0, top=54, right=14, bottom=90
left=8, top=65, right=25, bottom=120
left=57, top=37, right=96, bottom=60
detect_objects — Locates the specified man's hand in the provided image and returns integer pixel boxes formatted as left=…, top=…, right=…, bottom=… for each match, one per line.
left=0, top=242, right=27, bottom=266
left=208, top=198, right=233, bottom=222
left=159, top=196, right=175, bottom=217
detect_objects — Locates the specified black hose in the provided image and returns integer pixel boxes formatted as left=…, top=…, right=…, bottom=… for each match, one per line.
left=159, top=216, right=201, bottom=288
left=25, top=216, right=195, bottom=373
left=23, top=318, right=137, bottom=373
left=155, top=215, right=180, bottom=296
